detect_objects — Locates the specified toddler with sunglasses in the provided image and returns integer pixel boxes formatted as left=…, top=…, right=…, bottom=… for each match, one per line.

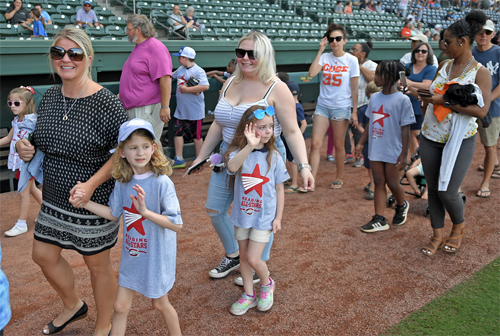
left=0, top=86, right=42, bottom=237
left=224, top=105, right=289, bottom=316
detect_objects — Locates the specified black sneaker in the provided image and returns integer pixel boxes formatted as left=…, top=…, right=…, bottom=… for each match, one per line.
left=209, top=256, right=240, bottom=278
left=393, top=200, right=409, bottom=226
left=360, top=215, right=389, bottom=233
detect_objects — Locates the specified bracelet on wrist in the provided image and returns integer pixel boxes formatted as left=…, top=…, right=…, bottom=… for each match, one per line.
left=161, top=106, right=169, bottom=109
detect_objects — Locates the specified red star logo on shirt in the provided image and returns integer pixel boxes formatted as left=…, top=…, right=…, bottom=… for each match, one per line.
left=372, top=105, right=391, bottom=127
left=123, top=202, right=146, bottom=236
left=241, top=164, right=270, bottom=197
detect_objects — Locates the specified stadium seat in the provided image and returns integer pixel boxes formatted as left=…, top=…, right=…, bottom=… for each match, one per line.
left=241, top=28, right=251, bottom=35
left=0, top=13, right=5, bottom=23
left=281, top=22, right=290, bottom=29
left=210, top=19, right=223, bottom=27
left=270, top=22, right=280, bottom=29
left=235, top=20, right=246, bottom=27
left=0, top=23, right=18, bottom=37
left=214, top=27, right=231, bottom=37
left=135, top=2, right=151, bottom=15
left=289, top=29, right=299, bottom=37
left=108, top=16, right=127, bottom=27
left=277, top=29, right=288, bottom=37
left=51, top=14, right=71, bottom=25
left=222, top=20, right=234, bottom=27
left=228, top=27, right=240, bottom=38
left=231, top=13, right=241, bottom=20
left=45, top=24, right=62, bottom=36
left=85, top=26, right=108, bottom=37
left=94, top=6, right=113, bottom=17
left=248, top=20, right=258, bottom=28
left=56, top=5, right=76, bottom=15
left=106, top=25, right=125, bottom=36
left=266, top=29, right=277, bottom=38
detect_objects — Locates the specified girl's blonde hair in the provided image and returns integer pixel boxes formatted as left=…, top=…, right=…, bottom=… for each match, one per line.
left=365, top=81, right=382, bottom=98
left=50, top=26, right=94, bottom=81
left=232, top=30, right=276, bottom=84
left=9, top=87, right=36, bottom=117
left=31, top=8, right=46, bottom=29
left=112, top=129, right=172, bottom=183
left=224, top=105, right=276, bottom=177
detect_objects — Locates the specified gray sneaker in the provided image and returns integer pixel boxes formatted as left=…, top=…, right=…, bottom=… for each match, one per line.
left=353, top=157, right=363, bottom=167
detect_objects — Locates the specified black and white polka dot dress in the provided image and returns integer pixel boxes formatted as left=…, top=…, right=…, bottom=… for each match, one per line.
left=33, top=85, right=129, bottom=256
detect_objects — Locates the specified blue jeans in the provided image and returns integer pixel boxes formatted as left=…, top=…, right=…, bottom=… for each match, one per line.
left=205, top=137, right=286, bottom=261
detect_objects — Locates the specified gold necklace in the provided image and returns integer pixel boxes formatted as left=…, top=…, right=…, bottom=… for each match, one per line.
left=61, top=78, right=90, bottom=121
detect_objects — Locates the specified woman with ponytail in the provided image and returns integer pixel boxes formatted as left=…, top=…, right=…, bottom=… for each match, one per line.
left=418, top=10, right=492, bottom=256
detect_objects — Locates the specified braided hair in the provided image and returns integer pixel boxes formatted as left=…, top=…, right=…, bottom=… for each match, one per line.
left=377, top=60, right=410, bottom=88
left=446, top=10, right=487, bottom=46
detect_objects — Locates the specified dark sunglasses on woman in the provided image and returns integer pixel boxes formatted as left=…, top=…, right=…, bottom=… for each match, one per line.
left=327, top=36, right=343, bottom=43
left=7, top=100, right=24, bottom=107
left=50, top=46, right=85, bottom=62
left=235, top=48, right=256, bottom=60
left=416, top=49, right=428, bottom=54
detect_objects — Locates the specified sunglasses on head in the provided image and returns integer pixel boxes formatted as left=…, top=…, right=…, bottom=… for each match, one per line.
left=415, top=49, right=428, bottom=54
left=7, top=100, right=24, bottom=107
left=249, top=106, right=275, bottom=120
left=50, top=46, right=85, bottom=62
left=328, top=36, right=343, bottom=43
left=235, top=48, right=256, bottom=60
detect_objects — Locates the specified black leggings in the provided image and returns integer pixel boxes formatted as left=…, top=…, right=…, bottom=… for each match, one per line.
left=420, top=134, right=476, bottom=229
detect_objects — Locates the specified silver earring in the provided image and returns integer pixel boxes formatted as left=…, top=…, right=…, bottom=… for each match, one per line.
left=460, top=43, right=463, bottom=46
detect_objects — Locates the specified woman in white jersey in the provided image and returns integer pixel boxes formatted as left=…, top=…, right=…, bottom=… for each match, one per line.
left=191, top=31, right=314, bottom=282
left=306, top=23, right=359, bottom=191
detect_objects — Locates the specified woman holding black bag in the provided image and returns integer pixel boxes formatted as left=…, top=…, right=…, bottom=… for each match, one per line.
left=418, top=10, right=492, bottom=256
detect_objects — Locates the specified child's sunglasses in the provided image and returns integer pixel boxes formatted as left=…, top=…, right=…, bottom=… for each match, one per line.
left=327, top=36, right=343, bottom=43
left=235, top=48, right=256, bottom=60
left=7, top=100, right=24, bottom=107
left=249, top=106, right=275, bottom=120
left=50, top=46, right=85, bottom=62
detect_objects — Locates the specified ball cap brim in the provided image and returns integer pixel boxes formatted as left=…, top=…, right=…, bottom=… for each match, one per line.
left=110, top=118, right=156, bottom=153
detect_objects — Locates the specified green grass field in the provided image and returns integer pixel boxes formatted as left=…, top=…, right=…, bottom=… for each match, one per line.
left=384, top=257, right=500, bottom=336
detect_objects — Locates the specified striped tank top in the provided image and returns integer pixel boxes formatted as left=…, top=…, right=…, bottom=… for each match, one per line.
left=213, top=76, right=282, bottom=144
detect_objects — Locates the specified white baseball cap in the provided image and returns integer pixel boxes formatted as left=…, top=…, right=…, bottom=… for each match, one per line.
left=484, top=20, right=495, bottom=32
left=173, top=46, right=196, bottom=59
left=411, top=34, right=428, bottom=43
left=110, top=118, right=156, bottom=153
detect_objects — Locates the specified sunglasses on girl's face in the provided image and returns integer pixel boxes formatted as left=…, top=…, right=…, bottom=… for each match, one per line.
left=416, top=49, right=428, bottom=54
left=250, top=106, right=275, bottom=120
left=7, top=100, right=24, bottom=107
left=328, top=36, right=343, bottom=43
left=50, top=46, right=85, bottom=62
left=235, top=48, right=256, bottom=60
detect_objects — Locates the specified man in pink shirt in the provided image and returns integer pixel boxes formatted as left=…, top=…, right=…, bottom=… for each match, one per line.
left=120, top=14, right=173, bottom=149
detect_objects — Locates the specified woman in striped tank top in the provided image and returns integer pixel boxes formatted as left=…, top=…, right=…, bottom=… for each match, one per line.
left=191, top=31, right=314, bottom=283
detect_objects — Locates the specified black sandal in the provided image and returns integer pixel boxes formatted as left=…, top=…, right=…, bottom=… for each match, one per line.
left=42, top=301, right=88, bottom=335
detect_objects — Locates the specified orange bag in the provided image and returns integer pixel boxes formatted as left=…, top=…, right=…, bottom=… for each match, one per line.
left=432, top=81, right=458, bottom=123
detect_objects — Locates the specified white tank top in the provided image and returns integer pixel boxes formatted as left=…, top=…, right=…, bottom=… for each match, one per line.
left=213, top=76, right=282, bottom=144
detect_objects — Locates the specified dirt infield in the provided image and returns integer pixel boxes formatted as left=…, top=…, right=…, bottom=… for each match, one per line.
left=1, top=138, right=499, bottom=336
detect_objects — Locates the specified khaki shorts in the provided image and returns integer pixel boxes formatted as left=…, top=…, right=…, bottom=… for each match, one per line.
left=477, top=116, right=500, bottom=147
left=234, top=226, right=272, bottom=243
left=126, top=102, right=164, bottom=141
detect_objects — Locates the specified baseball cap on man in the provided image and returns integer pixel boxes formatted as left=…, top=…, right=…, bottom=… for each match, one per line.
left=173, top=46, right=196, bottom=59
left=484, top=20, right=495, bottom=32
left=286, top=81, right=300, bottom=96
left=410, top=33, right=428, bottom=43
left=110, top=119, right=156, bottom=153
left=83, top=1, right=91, bottom=5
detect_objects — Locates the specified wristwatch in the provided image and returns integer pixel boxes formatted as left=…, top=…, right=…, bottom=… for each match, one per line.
left=444, top=101, right=451, bottom=108
left=297, top=163, right=312, bottom=173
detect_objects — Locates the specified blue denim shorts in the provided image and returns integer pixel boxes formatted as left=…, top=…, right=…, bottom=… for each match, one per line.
left=313, top=104, right=351, bottom=121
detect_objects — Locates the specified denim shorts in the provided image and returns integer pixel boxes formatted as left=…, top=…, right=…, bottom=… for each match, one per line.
left=313, top=104, right=351, bottom=121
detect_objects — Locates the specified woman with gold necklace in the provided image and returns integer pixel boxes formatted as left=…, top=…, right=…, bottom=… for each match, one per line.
left=16, top=26, right=128, bottom=335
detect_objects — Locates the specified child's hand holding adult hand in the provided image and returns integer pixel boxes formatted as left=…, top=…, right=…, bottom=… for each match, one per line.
left=131, top=184, right=148, bottom=215
left=244, top=123, right=260, bottom=149
left=69, top=181, right=96, bottom=208
left=272, top=219, right=281, bottom=233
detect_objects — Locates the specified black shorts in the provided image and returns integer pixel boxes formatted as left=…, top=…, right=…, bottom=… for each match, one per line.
left=173, top=119, right=202, bottom=141
left=410, top=114, right=423, bottom=131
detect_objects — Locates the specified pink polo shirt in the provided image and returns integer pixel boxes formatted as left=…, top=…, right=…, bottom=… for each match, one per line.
left=119, top=37, right=173, bottom=110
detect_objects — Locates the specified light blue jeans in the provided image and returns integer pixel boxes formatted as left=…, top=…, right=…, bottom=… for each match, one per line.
left=205, top=137, right=286, bottom=261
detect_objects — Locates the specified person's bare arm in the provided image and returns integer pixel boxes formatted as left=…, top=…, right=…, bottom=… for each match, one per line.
left=179, top=84, right=209, bottom=94
left=0, top=129, right=14, bottom=147
left=159, top=75, right=172, bottom=123
left=359, top=66, right=375, bottom=83
left=309, top=38, right=327, bottom=77
left=299, top=119, right=307, bottom=134
left=68, top=157, right=114, bottom=206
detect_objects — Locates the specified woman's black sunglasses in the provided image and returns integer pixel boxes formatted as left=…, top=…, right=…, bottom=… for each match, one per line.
left=50, top=46, right=85, bottom=62
left=235, top=48, right=256, bottom=60
left=328, top=36, right=343, bottom=43
left=415, top=49, right=428, bottom=54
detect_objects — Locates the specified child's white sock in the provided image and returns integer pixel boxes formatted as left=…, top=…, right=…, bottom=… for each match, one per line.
left=175, top=156, right=183, bottom=161
left=15, top=219, right=27, bottom=228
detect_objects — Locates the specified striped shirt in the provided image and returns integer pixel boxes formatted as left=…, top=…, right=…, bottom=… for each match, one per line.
left=214, top=76, right=282, bottom=144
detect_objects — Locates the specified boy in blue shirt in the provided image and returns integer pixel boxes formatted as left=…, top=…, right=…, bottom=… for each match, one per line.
left=171, top=46, right=210, bottom=168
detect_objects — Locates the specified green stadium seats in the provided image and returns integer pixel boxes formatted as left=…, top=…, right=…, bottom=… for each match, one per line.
left=283, top=16, right=293, bottom=22
left=241, top=28, right=251, bottom=35
left=222, top=20, right=234, bottom=27
left=0, top=23, right=18, bottom=37
left=310, top=30, right=321, bottom=38
left=274, top=37, right=285, bottom=41
left=277, top=29, right=287, bottom=37
left=228, top=27, right=240, bottom=37
left=97, top=16, right=108, bottom=24
left=230, top=13, right=241, bottom=20
left=94, top=6, right=113, bottom=17
left=0, top=13, right=5, bottom=23
left=219, top=13, right=229, bottom=19
left=248, top=20, right=257, bottom=28
left=108, top=16, right=127, bottom=27
left=106, top=25, right=124, bottom=36
left=45, top=24, right=62, bottom=36
left=258, top=22, right=268, bottom=29
left=51, top=14, right=70, bottom=25
left=253, top=14, right=263, bottom=21
left=203, top=36, right=216, bottom=40
left=235, top=20, right=246, bottom=27
left=56, top=5, right=76, bottom=15
left=281, top=22, right=290, bottom=29
left=85, top=26, right=107, bottom=37
left=289, top=29, right=299, bottom=37
left=299, top=30, right=310, bottom=38
left=270, top=22, right=280, bottom=29
left=187, top=27, right=203, bottom=39
left=63, top=0, right=80, bottom=5
left=70, top=14, right=76, bottom=23
left=214, top=27, right=231, bottom=37
left=210, top=19, right=222, bottom=27
left=292, top=22, right=301, bottom=29
left=266, top=28, right=277, bottom=38
left=135, top=2, right=151, bottom=15
left=242, top=14, right=252, bottom=20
